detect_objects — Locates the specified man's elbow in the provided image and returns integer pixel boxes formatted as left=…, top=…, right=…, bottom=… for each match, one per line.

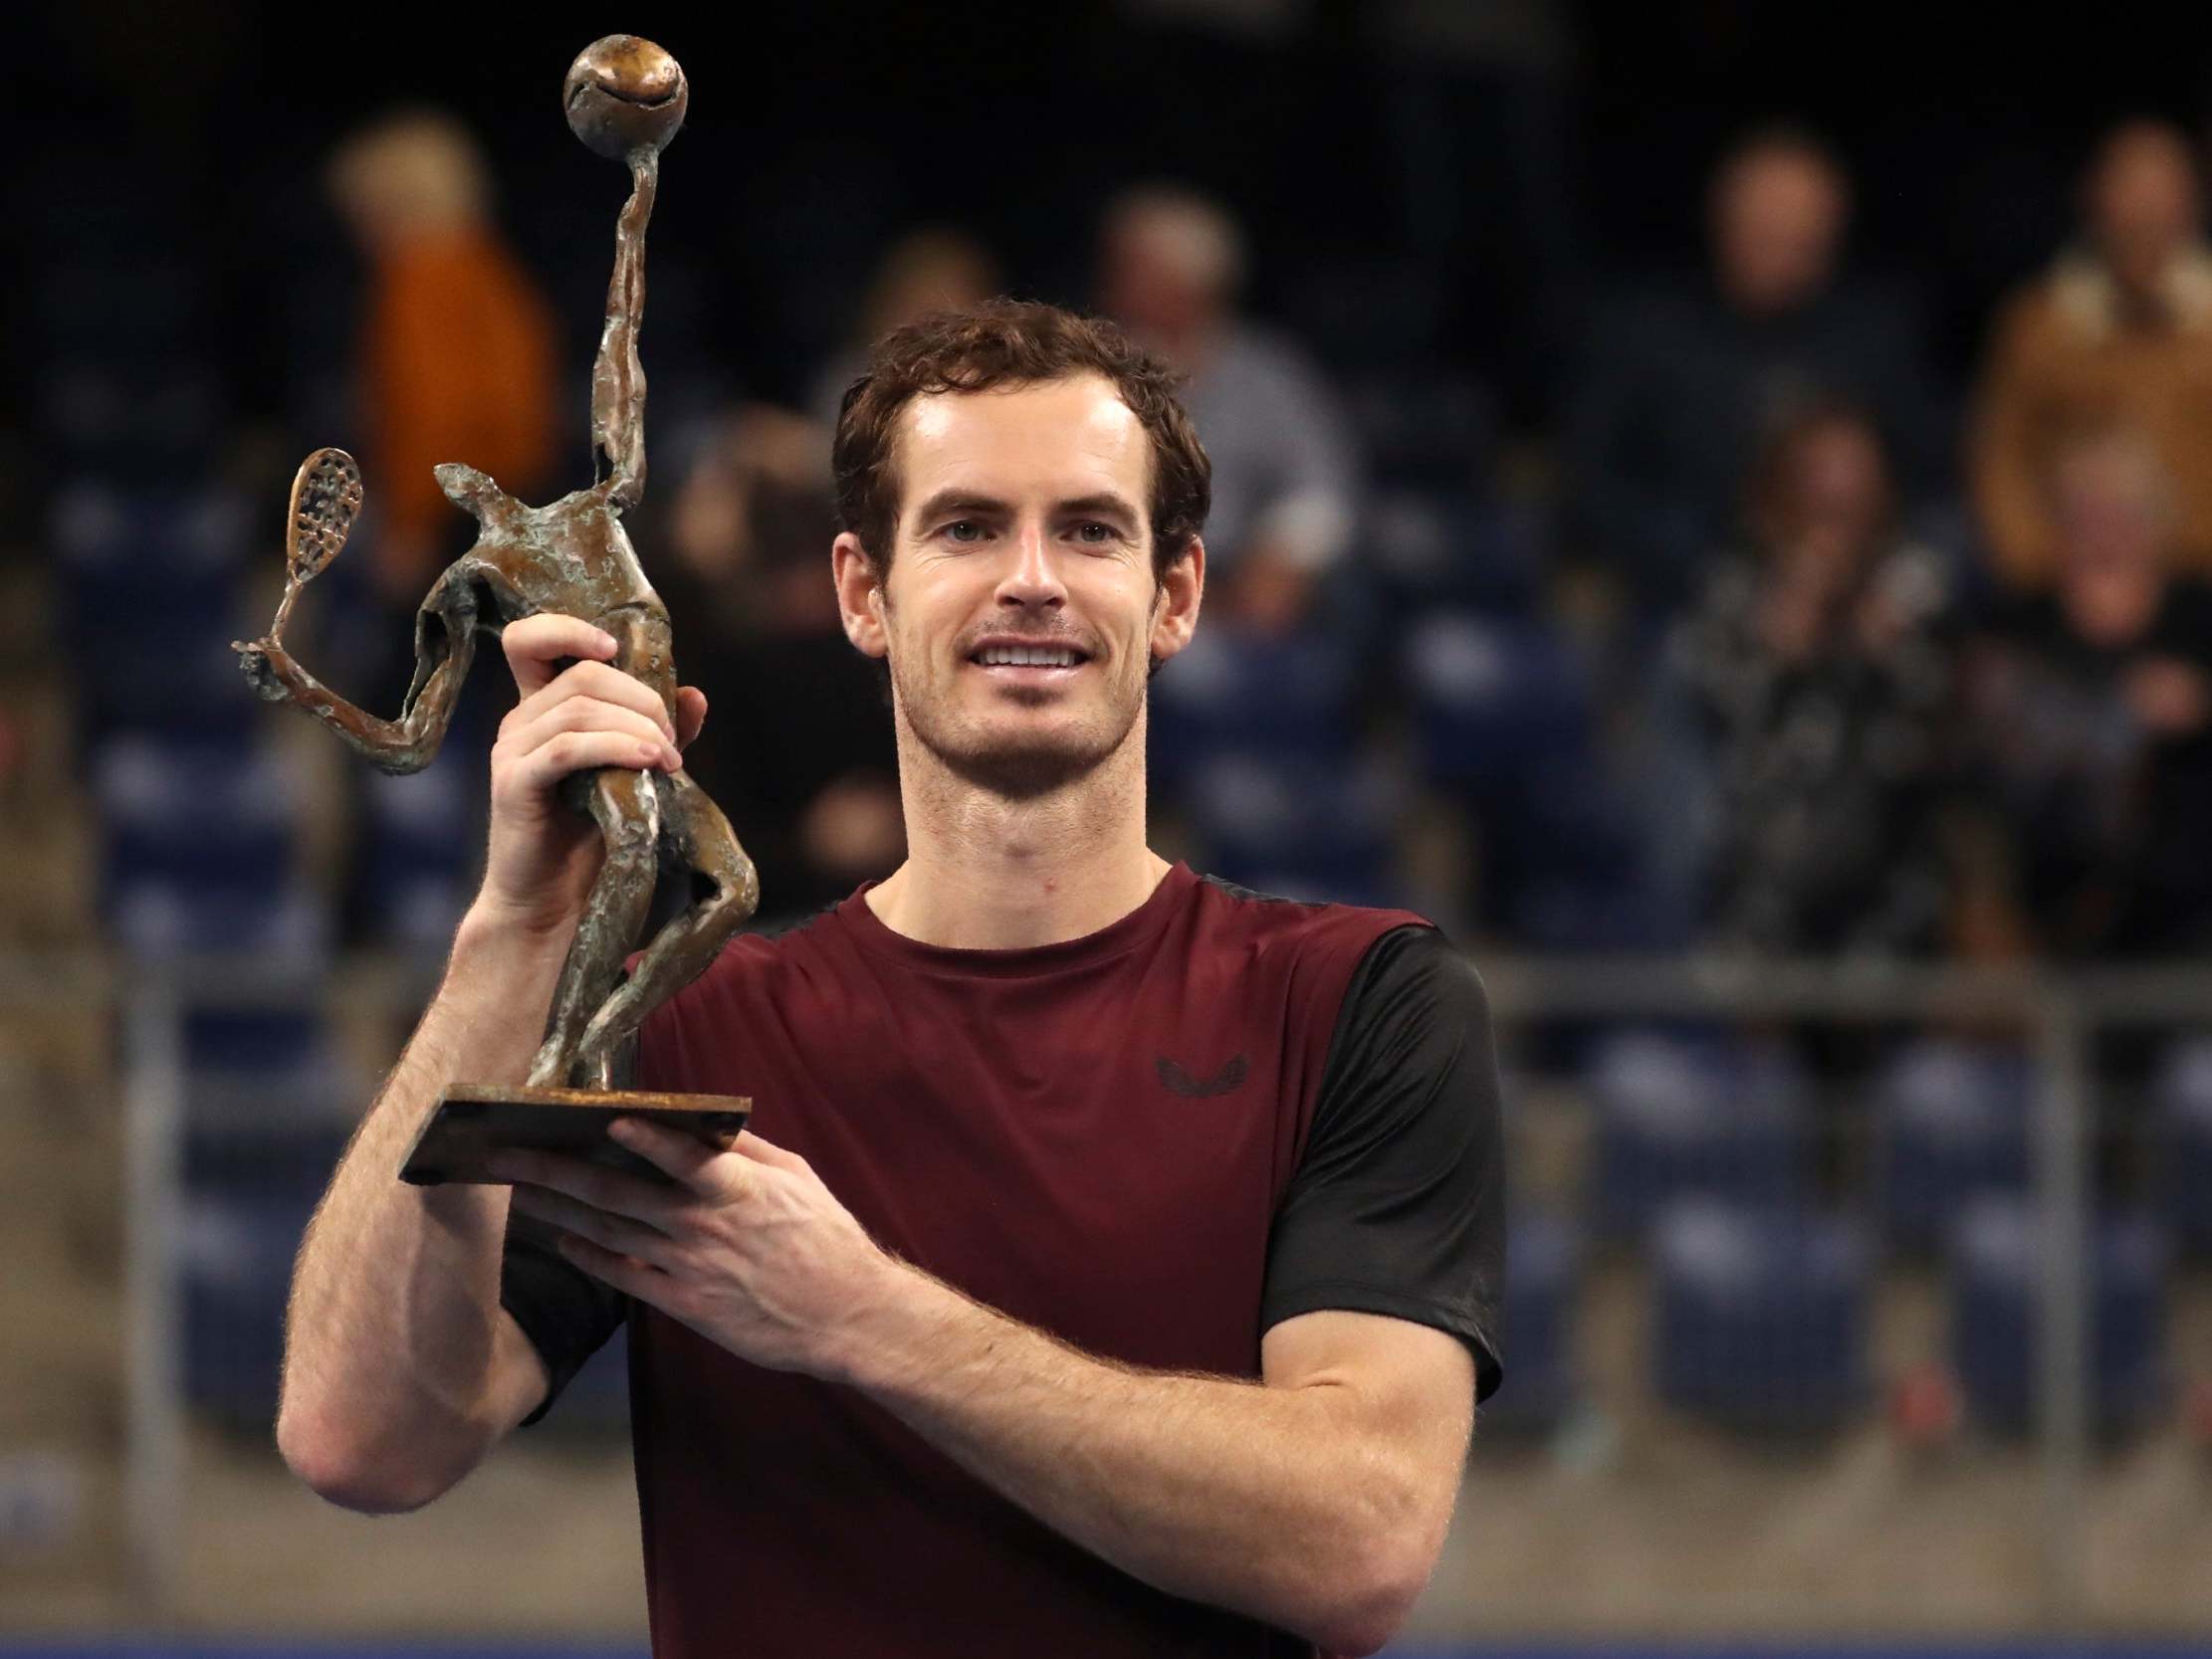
left=1306, top=1473, right=1453, bottom=1655
left=276, top=1405, right=464, bottom=1516
left=1308, top=1551, right=1431, bottom=1658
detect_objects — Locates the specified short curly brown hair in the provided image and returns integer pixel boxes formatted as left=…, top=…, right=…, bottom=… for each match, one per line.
left=831, top=299, right=1212, bottom=579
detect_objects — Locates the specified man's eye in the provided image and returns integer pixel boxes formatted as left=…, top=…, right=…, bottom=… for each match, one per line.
left=944, top=520, right=985, bottom=542
left=1074, top=522, right=1116, bottom=543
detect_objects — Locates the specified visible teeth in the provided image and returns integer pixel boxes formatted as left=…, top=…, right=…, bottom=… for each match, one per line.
left=978, top=645, right=1079, bottom=667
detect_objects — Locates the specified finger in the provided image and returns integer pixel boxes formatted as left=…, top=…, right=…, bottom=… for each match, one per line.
left=489, top=1146, right=682, bottom=1232
left=503, top=695, right=679, bottom=766
left=509, top=1182, right=676, bottom=1269
left=505, top=659, right=677, bottom=745
left=499, top=728, right=676, bottom=797
left=501, top=614, right=619, bottom=699
left=673, top=687, right=708, bottom=751
left=555, top=1233, right=668, bottom=1305
left=608, top=1117, right=746, bottom=1199
left=728, top=1132, right=809, bottom=1175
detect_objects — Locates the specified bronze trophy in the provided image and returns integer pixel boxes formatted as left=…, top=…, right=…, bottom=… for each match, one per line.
left=232, top=36, right=759, bottom=1182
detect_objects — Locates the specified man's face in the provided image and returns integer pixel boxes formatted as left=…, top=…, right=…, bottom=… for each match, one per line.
left=832, top=374, right=1203, bottom=800
left=2089, top=126, right=2201, bottom=297
left=1712, top=149, right=1846, bottom=318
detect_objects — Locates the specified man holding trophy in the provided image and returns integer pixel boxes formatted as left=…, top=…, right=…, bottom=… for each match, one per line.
left=253, top=35, right=1504, bottom=1659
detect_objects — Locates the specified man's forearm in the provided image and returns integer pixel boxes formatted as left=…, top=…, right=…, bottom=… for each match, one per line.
left=832, top=1267, right=1441, bottom=1653
left=276, top=904, right=572, bottom=1506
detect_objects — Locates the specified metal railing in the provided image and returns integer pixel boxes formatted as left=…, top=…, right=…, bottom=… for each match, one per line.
left=7, top=946, right=2201, bottom=1629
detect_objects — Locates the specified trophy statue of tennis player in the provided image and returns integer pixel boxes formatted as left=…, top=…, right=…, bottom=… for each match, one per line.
left=232, top=37, right=760, bottom=1135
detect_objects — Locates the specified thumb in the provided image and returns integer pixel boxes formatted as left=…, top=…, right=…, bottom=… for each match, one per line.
left=674, top=686, right=709, bottom=751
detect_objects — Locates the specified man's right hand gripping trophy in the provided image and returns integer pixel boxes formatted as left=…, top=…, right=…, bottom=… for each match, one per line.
left=232, top=36, right=759, bottom=1097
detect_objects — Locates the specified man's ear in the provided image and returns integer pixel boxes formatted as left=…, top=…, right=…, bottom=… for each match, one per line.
left=832, top=530, right=889, bottom=659
left=1148, top=534, right=1205, bottom=666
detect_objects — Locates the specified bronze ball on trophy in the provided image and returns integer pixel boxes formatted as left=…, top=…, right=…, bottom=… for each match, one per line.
left=563, top=35, right=688, bottom=159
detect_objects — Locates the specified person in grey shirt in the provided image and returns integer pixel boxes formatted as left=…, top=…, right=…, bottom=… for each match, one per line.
left=1099, top=184, right=1361, bottom=634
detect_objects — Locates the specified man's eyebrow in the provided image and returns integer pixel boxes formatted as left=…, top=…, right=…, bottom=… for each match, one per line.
left=909, top=490, right=1010, bottom=525
left=1056, top=494, right=1143, bottom=523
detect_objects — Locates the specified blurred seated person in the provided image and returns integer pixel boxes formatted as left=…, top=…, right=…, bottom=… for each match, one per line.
left=1567, top=126, right=1942, bottom=618
left=1661, top=403, right=1955, bottom=955
left=1971, top=119, right=2212, bottom=590
left=1960, top=428, right=2212, bottom=957
left=1099, top=184, right=1360, bottom=634
left=659, top=403, right=904, bottom=921
left=809, top=228, right=1000, bottom=433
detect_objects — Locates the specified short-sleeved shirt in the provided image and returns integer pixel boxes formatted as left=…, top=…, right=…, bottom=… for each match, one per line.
left=501, top=862, right=1505, bottom=1658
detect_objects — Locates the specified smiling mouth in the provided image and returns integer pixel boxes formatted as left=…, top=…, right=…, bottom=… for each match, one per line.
left=967, top=645, right=1091, bottom=677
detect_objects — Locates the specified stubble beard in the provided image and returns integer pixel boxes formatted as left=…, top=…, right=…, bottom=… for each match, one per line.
left=889, top=645, right=1146, bottom=804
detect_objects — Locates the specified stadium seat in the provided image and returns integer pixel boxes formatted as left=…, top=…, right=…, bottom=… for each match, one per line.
left=357, top=755, right=481, bottom=951
left=180, top=1180, right=322, bottom=1427
left=1877, top=1037, right=2032, bottom=1251
left=95, top=736, right=300, bottom=897
left=55, top=479, right=257, bottom=742
left=1589, top=1028, right=1809, bottom=1236
left=1148, top=626, right=1360, bottom=787
left=1184, top=752, right=1400, bottom=904
left=1360, top=487, right=1543, bottom=613
left=1479, top=1210, right=1579, bottom=1435
left=1653, top=1199, right=1870, bottom=1431
left=1400, top=612, right=1593, bottom=797
left=2152, top=1035, right=2212, bottom=1255
left=1950, top=1197, right=2170, bottom=1436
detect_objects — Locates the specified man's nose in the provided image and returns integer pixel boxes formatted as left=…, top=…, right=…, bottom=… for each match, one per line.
left=996, top=521, right=1066, bottom=606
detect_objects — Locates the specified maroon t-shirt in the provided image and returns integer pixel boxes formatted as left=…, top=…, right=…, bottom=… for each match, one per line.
left=502, top=862, right=1504, bottom=1656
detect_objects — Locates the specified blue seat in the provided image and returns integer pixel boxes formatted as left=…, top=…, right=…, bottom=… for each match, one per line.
left=1478, top=1211, right=1579, bottom=1434
left=1360, top=488, right=1542, bottom=613
left=41, top=358, right=227, bottom=479
left=1185, top=753, right=1399, bottom=905
left=1344, top=371, right=1499, bottom=492
left=1653, top=1200, right=1870, bottom=1431
left=1589, top=1029, right=1809, bottom=1236
left=1877, top=1038, right=2032, bottom=1251
left=2153, top=1036, right=2212, bottom=1255
left=56, top=480, right=255, bottom=740
left=1400, top=612, right=1593, bottom=797
left=357, top=757, right=482, bottom=951
left=95, top=736, right=301, bottom=897
left=1950, top=1198, right=2170, bottom=1436
left=181, top=1182, right=320, bottom=1426
left=1148, top=628, right=1360, bottom=787
left=110, top=880, right=332, bottom=962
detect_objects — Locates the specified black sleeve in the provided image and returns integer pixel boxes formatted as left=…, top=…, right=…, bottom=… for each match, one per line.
left=498, top=1032, right=636, bottom=1427
left=1260, top=925, right=1506, bottom=1403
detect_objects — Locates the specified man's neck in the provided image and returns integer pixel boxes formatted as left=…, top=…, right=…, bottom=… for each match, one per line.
left=865, top=726, right=1170, bottom=950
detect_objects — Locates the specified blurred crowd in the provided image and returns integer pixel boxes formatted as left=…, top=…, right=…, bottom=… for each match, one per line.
left=11, top=6, right=2212, bottom=1471
left=21, top=75, right=2212, bottom=974
left=587, top=111, right=2212, bottom=964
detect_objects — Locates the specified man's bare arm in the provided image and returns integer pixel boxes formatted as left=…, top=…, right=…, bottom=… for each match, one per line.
left=274, top=910, right=570, bottom=1512
left=275, top=614, right=698, bottom=1512
left=836, top=1282, right=1474, bottom=1657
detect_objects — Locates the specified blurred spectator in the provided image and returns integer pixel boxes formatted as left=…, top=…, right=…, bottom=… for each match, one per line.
left=1970, top=119, right=2212, bottom=591
left=1660, top=403, right=1955, bottom=955
left=657, top=403, right=904, bottom=921
left=1098, top=184, right=1359, bottom=632
left=1961, top=428, right=2212, bottom=957
left=1567, top=127, right=1942, bottom=618
left=808, top=228, right=1001, bottom=433
left=325, top=108, right=559, bottom=610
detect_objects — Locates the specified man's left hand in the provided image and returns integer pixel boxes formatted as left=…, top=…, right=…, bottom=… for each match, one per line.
left=490, top=1121, right=904, bottom=1378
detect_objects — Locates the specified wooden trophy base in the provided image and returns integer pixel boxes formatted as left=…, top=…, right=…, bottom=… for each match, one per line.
left=399, top=1082, right=753, bottom=1186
